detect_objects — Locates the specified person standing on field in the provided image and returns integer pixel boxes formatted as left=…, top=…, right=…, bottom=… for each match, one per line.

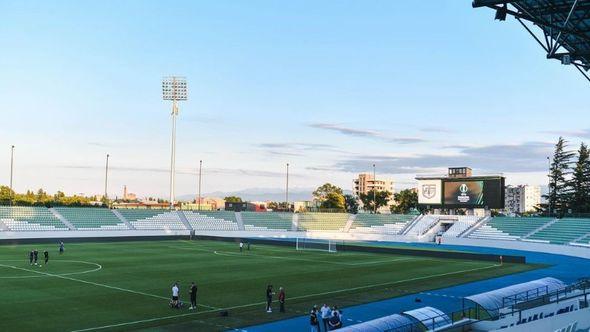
left=320, top=304, right=331, bottom=331
left=44, top=250, right=49, bottom=264
left=265, top=285, right=274, bottom=313
left=189, top=282, right=198, bottom=310
left=278, top=287, right=285, bottom=313
left=29, top=250, right=34, bottom=265
left=239, top=241, right=244, bottom=252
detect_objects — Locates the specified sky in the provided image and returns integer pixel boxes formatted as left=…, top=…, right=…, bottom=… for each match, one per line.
left=0, top=0, right=588, bottom=199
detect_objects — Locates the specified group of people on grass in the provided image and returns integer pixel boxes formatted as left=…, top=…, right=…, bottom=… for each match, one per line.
left=27, top=242, right=64, bottom=266
left=310, top=304, right=343, bottom=331
left=170, top=282, right=198, bottom=310
left=265, top=284, right=286, bottom=313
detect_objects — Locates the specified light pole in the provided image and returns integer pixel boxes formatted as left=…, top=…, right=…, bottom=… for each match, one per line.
left=197, top=160, right=202, bottom=211
left=286, top=163, right=290, bottom=212
left=162, top=76, right=188, bottom=210
left=373, top=163, right=376, bottom=214
left=104, top=154, right=110, bottom=205
left=9, top=145, right=14, bottom=206
left=547, top=156, right=552, bottom=216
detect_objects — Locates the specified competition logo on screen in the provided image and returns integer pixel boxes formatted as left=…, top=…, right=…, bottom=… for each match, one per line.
left=458, top=183, right=470, bottom=203
left=422, top=184, right=436, bottom=199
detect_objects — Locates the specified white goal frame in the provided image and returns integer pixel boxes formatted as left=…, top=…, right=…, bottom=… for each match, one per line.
left=296, top=238, right=337, bottom=253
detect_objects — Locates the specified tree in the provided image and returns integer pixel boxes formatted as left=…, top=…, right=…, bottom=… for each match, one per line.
left=359, top=190, right=391, bottom=213
left=344, top=194, right=359, bottom=214
left=390, top=189, right=421, bottom=214
left=312, top=183, right=345, bottom=212
left=321, top=192, right=346, bottom=211
left=224, top=196, right=243, bottom=203
left=570, top=143, right=590, bottom=213
left=545, top=137, right=575, bottom=215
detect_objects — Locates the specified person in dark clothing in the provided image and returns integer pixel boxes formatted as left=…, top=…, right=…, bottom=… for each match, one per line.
left=33, top=250, right=39, bottom=265
left=44, top=250, right=49, bottom=264
left=247, top=242, right=251, bottom=251
left=29, top=251, right=34, bottom=265
left=189, top=282, right=198, bottom=310
left=265, top=285, right=274, bottom=313
left=328, top=311, right=342, bottom=330
left=310, top=306, right=320, bottom=332
left=278, top=287, right=285, bottom=313
left=59, top=241, right=64, bottom=254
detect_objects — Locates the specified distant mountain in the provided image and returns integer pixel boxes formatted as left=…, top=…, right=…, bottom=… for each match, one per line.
left=177, top=187, right=352, bottom=202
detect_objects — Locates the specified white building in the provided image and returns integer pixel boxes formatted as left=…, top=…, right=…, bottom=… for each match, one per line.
left=505, top=185, right=541, bottom=214
left=353, top=173, right=394, bottom=213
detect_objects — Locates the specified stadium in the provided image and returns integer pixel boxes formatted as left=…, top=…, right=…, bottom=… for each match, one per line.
left=2, top=1, right=590, bottom=332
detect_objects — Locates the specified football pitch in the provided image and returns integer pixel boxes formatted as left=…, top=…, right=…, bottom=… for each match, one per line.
left=0, top=239, right=537, bottom=331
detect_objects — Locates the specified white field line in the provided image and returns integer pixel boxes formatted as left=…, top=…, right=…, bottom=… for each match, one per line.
left=171, top=244, right=419, bottom=266
left=0, top=263, right=217, bottom=310
left=0, top=260, right=102, bottom=279
left=70, top=263, right=501, bottom=332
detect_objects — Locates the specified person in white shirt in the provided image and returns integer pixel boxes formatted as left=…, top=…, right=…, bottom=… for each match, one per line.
left=239, top=241, right=244, bottom=253
left=171, top=282, right=180, bottom=308
left=320, top=303, right=331, bottom=331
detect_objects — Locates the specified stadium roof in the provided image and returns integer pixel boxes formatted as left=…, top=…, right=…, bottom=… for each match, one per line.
left=473, top=0, right=590, bottom=82
left=338, top=313, right=415, bottom=332
left=402, top=306, right=452, bottom=330
left=465, top=277, right=566, bottom=316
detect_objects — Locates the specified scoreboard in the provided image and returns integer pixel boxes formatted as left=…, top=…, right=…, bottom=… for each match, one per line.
left=417, top=176, right=504, bottom=209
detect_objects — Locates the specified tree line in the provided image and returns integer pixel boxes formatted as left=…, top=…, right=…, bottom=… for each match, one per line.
left=0, top=186, right=104, bottom=207
left=545, top=137, right=590, bottom=215
left=311, top=183, right=421, bottom=214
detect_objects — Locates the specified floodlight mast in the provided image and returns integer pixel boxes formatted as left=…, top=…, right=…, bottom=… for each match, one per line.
left=162, top=76, right=187, bottom=210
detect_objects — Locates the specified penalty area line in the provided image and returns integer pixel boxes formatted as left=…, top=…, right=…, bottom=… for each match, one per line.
left=70, top=263, right=502, bottom=332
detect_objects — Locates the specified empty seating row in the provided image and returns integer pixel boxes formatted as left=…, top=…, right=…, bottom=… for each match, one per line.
left=241, top=212, right=293, bottom=231
left=526, top=218, right=590, bottom=245
left=468, top=225, right=520, bottom=241
left=442, top=216, right=481, bottom=237
left=118, top=210, right=186, bottom=230
left=350, top=214, right=414, bottom=235
left=297, top=213, right=349, bottom=231
left=0, top=206, right=67, bottom=231
left=183, top=211, right=239, bottom=231
left=406, top=215, right=440, bottom=236
left=486, top=217, right=552, bottom=237
left=55, top=207, right=128, bottom=230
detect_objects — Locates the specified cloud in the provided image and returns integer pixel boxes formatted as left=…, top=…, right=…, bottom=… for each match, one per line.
left=419, top=127, right=453, bottom=133
left=541, top=129, right=590, bottom=139
left=308, top=123, right=426, bottom=144
left=257, top=142, right=345, bottom=155
left=57, top=165, right=294, bottom=178
left=331, top=141, right=554, bottom=174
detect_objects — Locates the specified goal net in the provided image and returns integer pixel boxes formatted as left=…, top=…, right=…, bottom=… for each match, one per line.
left=296, top=238, right=337, bottom=253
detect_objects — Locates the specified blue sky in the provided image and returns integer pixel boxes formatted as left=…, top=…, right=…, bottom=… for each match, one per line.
left=0, top=0, right=588, bottom=198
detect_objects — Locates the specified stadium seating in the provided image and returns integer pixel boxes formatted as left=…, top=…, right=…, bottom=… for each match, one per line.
left=118, top=209, right=186, bottom=230
left=526, top=218, right=590, bottom=245
left=442, top=216, right=481, bottom=237
left=468, top=217, right=553, bottom=241
left=350, top=214, right=414, bottom=235
left=183, top=211, right=239, bottom=231
left=0, top=206, right=68, bottom=231
left=297, top=213, right=349, bottom=231
left=241, top=212, right=293, bottom=231
left=55, top=207, right=128, bottom=230
left=406, top=215, right=440, bottom=236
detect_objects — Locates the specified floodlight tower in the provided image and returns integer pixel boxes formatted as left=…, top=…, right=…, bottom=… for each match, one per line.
left=162, top=76, right=188, bottom=210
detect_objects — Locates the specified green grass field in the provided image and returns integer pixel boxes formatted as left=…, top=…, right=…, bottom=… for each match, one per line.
left=0, top=239, right=536, bottom=331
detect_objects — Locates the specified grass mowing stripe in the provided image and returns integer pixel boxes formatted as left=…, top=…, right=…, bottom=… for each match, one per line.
left=0, top=263, right=218, bottom=310
left=69, top=263, right=501, bottom=332
left=171, top=243, right=420, bottom=266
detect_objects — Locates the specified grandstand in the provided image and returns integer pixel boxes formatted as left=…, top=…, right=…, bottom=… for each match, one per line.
left=183, top=211, right=239, bottom=231
left=0, top=206, right=68, bottom=231
left=469, top=217, right=552, bottom=241
left=349, top=214, right=414, bottom=235
left=527, top=218, right=590, bottom=245
left=441, top=215, right=481, bottom=237
left=117, top=209, right=186, bottom=230
left=241, top=212, right=293, bottom=231
left=55, top=207, right=128, bottom=230
left=297, top=212, right=349, bottom=231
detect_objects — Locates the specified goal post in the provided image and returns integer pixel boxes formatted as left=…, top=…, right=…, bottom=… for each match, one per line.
left=296, top=238, right=337, bottom=253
